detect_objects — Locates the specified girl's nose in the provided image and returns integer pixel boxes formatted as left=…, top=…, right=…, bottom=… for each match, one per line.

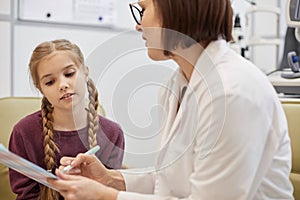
left=59, top=79, right=69, bottom=91
left=60, top=85, right=69, bottom=91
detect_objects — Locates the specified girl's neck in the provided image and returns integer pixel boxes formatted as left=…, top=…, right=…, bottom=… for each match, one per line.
left=52, top=104, right=87, bottom=131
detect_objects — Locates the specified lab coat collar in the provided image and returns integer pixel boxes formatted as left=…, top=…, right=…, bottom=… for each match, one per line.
left=159, top=69, right=188, bottom=145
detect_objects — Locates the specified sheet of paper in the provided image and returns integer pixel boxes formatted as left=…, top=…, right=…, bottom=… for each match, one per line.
left=0, top=144, right=58, bottom=190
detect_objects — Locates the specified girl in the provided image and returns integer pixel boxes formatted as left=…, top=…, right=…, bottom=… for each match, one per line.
left=9, top=39, right=125, bottom=200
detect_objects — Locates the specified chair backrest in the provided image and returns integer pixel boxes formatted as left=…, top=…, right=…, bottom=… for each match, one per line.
left=0, top=97, right=41, bottom=146
left=0, top=97, right=41, bottom=199
left=282, top=100, right=300, bottom=200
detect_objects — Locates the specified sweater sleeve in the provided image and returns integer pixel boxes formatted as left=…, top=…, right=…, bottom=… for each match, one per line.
left=8, top=126, right=40, bottom=200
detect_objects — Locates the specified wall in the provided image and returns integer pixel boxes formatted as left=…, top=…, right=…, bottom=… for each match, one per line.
left=0, top=0, right=11, bottom=97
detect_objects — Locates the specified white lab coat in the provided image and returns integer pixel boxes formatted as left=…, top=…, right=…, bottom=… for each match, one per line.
left=118, top=39, right=294, bottom=200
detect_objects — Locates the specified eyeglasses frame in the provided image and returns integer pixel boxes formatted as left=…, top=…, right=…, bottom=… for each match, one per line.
left=129, top=1, right=144, bottom=25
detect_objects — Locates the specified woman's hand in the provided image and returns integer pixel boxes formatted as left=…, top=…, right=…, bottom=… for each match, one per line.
left=48, top=170, right=118, bottom=200
left=59, top=154, right=110, bottom=184
left=58, top=154, right=126, bottom=190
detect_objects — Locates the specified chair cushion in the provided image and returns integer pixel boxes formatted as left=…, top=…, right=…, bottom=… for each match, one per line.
left=282, top=102, right=300, bottom=172
left=291, top=173, right=300, bottom=200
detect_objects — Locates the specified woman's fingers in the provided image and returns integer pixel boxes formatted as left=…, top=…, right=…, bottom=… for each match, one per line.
left=58, top=154, right=100, bottom=177
left=71, top=154, right=97, bottom=167
left=58, top=159, right=81, bottom=174
left=60, top=154, right=95, bottom=168
left=56, top=169, right=78, bottom=180
left=60, top=156, right=74, bottom=166
left=48, top=170, right=80, bottom=190
left=47, top=170, right=108, bottom=200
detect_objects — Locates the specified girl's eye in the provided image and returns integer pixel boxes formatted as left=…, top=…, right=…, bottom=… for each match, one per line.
left=65, top=71, right=75, bottom=77
left=45, top=80, right=55, bottom=86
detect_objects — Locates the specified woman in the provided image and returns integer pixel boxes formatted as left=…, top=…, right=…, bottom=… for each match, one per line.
left=9, top=39, right=124, bottom=200
left=49, top=1, right=294, bottom=199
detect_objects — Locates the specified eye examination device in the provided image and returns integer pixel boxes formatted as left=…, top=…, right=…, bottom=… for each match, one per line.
left=284, top=0, right=300, bottom=78
left=287, top=0, right=300, bottom=41
left=267, top=0, right=300, bottom=95
left=287, top=51, right=300, bottom=73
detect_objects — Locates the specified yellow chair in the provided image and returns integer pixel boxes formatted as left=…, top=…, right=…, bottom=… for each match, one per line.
left=282, top=100, right=300, bottom=200
left=0, top=97, right=41, bottom=200
left=0, top=96, right=106, bottom=199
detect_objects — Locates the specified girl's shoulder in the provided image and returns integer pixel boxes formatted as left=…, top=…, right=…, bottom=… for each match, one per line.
left=97, top=115, right=124, bottom=151
left=13, top=110, right=42, bottom=130
left=98, top=115, right=122, bottom=134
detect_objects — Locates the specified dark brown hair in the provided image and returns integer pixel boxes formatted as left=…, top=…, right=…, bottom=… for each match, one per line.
left=29, top=39, right=99, bottom=200
left=152, top=0, right=233, bottom=53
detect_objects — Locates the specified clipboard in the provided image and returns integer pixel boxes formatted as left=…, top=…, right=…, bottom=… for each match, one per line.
left=0, top=144, right=58, bottom=190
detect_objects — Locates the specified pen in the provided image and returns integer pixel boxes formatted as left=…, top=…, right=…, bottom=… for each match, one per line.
left=62, top=145, right=100, bottom=173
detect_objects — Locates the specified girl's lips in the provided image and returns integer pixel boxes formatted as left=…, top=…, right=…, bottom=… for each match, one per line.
left=60, top=93, right=74, bottom=100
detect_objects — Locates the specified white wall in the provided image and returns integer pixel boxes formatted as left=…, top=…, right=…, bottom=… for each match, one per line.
left=0, top=21, right=11, bottom=97
left=0, top=0, right=10, bottom=15
left=0, top=0, right=11, bottom=97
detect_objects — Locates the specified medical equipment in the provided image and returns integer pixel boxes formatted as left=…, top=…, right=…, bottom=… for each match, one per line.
left=287, top=51, right=300, bottom=73
left=287, top=0, right=300, bottom=41
left=244, top=5, right=281, bottom=69
left=281, top=51, right=300, bottom=79
left=230, top=14, right=246, bottom=56
left=279, top=0, right=300, bottom=79
left=286, top=0, right=300, bottom=29
left=267, top=0, right=300, bottom=94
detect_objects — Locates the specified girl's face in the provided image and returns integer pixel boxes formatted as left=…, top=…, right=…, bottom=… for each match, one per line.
left=37, top=51, right=87, bottom=112
left=136, top=0, right=169, bottom=61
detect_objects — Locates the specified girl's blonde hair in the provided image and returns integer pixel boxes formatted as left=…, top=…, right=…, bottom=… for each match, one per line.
left=29, top=39, right=99, bottom=200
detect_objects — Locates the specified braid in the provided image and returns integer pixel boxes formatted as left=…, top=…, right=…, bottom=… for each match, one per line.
left=39, top=96, right=60, bottom=200
left=87, top=77, right=99, bottom=149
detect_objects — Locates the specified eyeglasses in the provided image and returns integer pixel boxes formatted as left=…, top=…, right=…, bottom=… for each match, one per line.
left=129, top=1, right=144, bottom=25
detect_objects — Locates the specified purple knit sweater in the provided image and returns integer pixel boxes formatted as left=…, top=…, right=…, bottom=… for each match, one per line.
left=9, top=111, right=124, bottom=200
